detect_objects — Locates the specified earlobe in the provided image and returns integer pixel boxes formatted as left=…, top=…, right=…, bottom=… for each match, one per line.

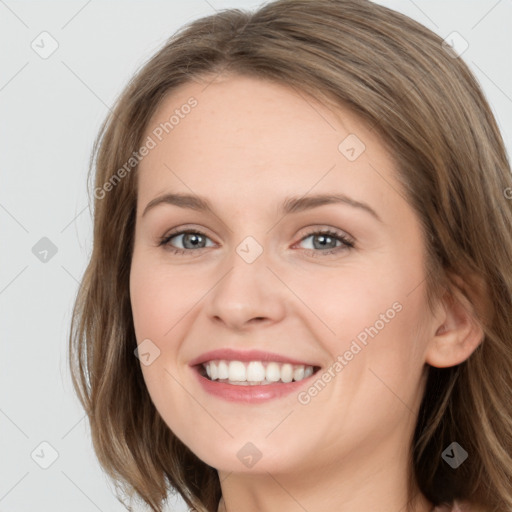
left=425, top=284, right=485, bottom=368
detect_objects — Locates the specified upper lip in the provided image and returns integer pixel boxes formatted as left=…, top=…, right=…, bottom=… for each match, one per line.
left=189, top=349, right=319, bottom=367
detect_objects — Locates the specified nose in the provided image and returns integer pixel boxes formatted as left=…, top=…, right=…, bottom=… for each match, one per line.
left=204, top=249, right=288, bottom=332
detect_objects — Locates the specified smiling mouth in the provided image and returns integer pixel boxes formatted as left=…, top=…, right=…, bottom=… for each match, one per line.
left=197, top=359, right=321, bottom=386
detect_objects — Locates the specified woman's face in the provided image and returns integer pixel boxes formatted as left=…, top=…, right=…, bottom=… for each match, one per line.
left=130, top=74, right=436, bottom=478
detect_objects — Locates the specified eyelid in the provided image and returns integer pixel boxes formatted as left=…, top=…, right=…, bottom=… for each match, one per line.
left=297, top=225, right=355, bottom=244
left=294, top=227, right=355, bottom=255
left=158, top=225, right=216, bottom=251
left=158, top=224, right=355, bottom=255
left=159, top=224, right=216, bottom=242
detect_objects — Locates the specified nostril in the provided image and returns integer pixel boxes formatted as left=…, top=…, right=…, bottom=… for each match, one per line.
left=250, top=316, right=268, bottom=323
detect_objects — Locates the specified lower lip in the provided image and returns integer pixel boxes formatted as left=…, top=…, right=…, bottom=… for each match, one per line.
left=192, top=367, right=317, bottom=403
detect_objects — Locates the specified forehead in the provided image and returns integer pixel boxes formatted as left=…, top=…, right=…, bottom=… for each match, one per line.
left=137, top=74, right=401, bottom=215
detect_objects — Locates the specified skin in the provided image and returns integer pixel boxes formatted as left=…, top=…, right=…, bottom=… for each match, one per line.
left=129, top=74, right=483, bottom=512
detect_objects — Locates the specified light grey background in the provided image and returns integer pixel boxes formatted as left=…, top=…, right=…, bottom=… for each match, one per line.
left=1, top=1, right=511, bottom=511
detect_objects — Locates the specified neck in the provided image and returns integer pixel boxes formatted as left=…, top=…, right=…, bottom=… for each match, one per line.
left=216, top=441, right=433, bottom=512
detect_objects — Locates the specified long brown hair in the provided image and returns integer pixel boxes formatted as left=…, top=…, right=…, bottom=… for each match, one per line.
left=69, top=1, right=512, bottom=510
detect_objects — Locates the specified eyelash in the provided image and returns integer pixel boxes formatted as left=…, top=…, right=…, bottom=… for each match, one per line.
left=158, top=227, right=355, bottom=257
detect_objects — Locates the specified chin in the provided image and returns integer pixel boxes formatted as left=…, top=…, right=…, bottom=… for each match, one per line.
left=186, top=438, right=302, bottom=475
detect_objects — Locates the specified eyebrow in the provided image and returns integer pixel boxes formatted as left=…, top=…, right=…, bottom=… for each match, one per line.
left=141, top=192, right=382, bottom=222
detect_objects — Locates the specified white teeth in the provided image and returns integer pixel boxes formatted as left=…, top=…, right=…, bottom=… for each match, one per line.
left=293, top=366, right=305, bottom=381
left=202, top=360, right=316, bottom=385
left=218, top=360, right=229, bottom=379
left=281, top=363, right=293, bottom=383
left=228, top=361, right=246, bottom=381
left=247, top=361, right=266, bottom=381
left=210, top=362, right=218, bottom=380
left=266, top=362, right=281, bottom=382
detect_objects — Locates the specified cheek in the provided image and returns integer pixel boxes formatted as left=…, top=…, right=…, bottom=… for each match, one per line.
left=313, top=256, right=429, bottom=380
left=129, top=252, right=201, bottom=342
left=129, top=254, right=199, bottom=413
left=310, top=266, right=412, bottom=340
left=339, top=279, right=429, bottom=401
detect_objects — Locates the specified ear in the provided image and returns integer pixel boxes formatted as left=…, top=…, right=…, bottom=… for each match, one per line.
left=425, top=276, right=485, bottom=368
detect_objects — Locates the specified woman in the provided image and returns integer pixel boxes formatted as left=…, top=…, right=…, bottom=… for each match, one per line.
left=69, top=0, right=512, bottom=511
